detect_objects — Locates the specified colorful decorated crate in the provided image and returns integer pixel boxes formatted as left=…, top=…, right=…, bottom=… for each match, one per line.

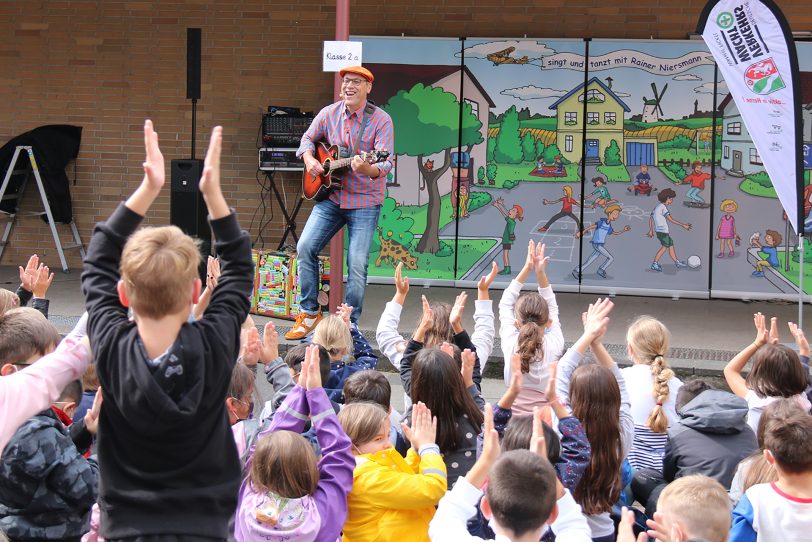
left=250, top=250, right=331, bottom=319
left=251, top=250, right=293, bottom=318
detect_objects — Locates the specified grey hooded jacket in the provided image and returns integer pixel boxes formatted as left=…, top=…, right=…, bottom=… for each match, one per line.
left=663, top=389, right=758, bottom=489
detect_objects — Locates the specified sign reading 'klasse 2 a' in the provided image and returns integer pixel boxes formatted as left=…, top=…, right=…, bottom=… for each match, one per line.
left=699, top=0, right=803, bottom=233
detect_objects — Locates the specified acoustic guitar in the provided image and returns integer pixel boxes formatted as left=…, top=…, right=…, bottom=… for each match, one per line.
left=302, top=141, right=390, bottom=201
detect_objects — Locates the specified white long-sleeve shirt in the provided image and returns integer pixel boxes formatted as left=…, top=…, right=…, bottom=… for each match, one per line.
left=376, top=299, right=495, bottom=370
left=499, top=279, right=565, bottom=414
left=0, top=313, right=90, bottom=454
left=429, top=476, right=591, bottom=542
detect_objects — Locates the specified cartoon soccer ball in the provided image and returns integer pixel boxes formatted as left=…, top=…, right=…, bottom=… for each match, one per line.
left=687, top=255, right=702, bottom=269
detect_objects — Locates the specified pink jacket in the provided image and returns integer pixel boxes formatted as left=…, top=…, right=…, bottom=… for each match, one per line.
left=0, top=314, right=90, bottom=455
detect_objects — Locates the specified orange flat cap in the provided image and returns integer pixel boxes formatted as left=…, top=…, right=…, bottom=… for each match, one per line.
left=339, top=65, right=374, bottom=83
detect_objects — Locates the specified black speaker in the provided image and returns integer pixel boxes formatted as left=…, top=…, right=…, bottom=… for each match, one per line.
left=186, top=28, right=201, bottom=100
left=170, top=159, right=211, bottom=277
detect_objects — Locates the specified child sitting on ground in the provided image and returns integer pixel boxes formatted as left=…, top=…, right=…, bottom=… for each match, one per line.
left=730, top=409, right=812, bottom=540
left=235, top=345, right=354, bottom=542
left=499, top=240, right=565, bottom=414
left=81, top=121, right=254, bottom=540
left=0, top=310, right=90, bottom=454
left=429, top=404, right=591, bottom=541
left=724, top=313, right=810, bottom=433
left=0, top=377, right=100, bottom=541
left=343, top=369, right=408, bottom=454
left=618, top=475, right=731, bottom=542
left=311, top=304, right=378, bottom=402
left=339, top=401, right=447, bottom=542
left=376, top=261, right=496, bottom=373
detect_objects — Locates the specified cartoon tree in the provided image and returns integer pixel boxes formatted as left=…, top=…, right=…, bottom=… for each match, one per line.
left=542, top=143, right=566, bottom=165
left=477, top=166, right=485, bottom=183
left=494, top=105, right=523, bottom=164
left=374, top=196, right=415, bottom=253
left=486, top=138, right=496, bottom=162
left=604, top=139, right=622, bottom=166
left=521, top=133, right=537, bottom=162
left=383, top=83, right=483, bottom=254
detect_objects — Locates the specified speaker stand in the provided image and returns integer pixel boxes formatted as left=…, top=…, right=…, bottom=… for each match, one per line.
left=264, top=171, right=304, bottom=250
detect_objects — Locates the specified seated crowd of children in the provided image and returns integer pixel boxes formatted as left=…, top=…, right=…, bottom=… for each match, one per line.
left=1, top=121, right=811, bottom=542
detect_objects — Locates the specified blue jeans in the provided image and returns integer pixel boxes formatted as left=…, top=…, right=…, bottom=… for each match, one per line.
left=686, top=186, right=704, bottom=203
left=580, top=242, right=614, bottom=272
left=296, top=200, right=381, bottom=323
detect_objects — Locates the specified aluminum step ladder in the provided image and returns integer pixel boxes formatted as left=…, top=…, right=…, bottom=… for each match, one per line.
left=0, top=146, right=85, bottom=272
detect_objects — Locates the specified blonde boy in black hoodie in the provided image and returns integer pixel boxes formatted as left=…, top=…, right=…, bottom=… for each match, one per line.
left=81, top=121, right=253, bottom=541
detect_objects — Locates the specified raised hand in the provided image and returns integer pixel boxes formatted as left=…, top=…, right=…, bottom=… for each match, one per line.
left=449, top=291, right=467, bottom=333
left=401, top=402, right=437, bottom=450
left=477, top=262, right=498, bottom=300
left=84, top=388, right=103, bottom=435
left=394, top=262, right=410, bottom=298
left=240, top=327, right=262, bottom=367
left=753, top=312, right=769, bottom=347
left=788, top=321, right=810, bottom=357
left=18, top=254, right=38, bottom=292
left=532, top=242, right=550, bottom=276
left=259, top=322, right=280, bottom=363
left=200, top=126, right=222, bottom=195
left=523, top=239, right=537, bottom=271
left=440, top=341, right=455, bottom=359
left=768, top=316, right=780, bottom=345
left=302, top=344, right=323, bottom=390
left=583, top=297, right=613, bottom=342
left=461, top=348, right=476, bottom=388
left=30, top=264, right=54, bottom=299
left=413, top=295, right=434, bottom=342
left=142, top=119, right=165, bottom=191
left=530, top=406, right=547, bottom=459
left=199, top=126, right=229, bottom=220
left=480, top=403, right=500, bottom=466
left=206, top=256, right=221, bottom=291
left=336, top=303, right=353, bottom=327
left=618, top=507, right=648, bottom=542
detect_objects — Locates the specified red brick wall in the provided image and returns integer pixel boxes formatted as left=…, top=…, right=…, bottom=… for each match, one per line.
left=0, top=0, right=809, bottom=269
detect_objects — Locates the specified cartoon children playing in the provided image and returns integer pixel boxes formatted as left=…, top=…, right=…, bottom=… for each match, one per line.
left=628, top=164, right=654, bottom=196
left=553, top=154, right=565, bottom=175
left=716, top=198, right=741, bottom=258
left=647, top=188, right=692, bottom=272
left=538, top=185, right=581, bottom=232
left=493, top=197, right=523, bottom=275
left=572, top=203, right=630, bottom=280
left=585, top=176, right=614, bottom=208
left=682, top=161, right=711, bottom=207
left=750, top=229, right=782, bottom=277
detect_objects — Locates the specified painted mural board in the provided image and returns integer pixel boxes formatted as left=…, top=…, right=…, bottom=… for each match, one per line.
left=346, top=35, right=810, bottom=301
left=710, top=40, right=812, bottom=300
left=574, top=40, right=718, bottom=296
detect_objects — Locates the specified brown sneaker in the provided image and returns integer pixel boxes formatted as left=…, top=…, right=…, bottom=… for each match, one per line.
left=284, top=312, right=323, bottom=340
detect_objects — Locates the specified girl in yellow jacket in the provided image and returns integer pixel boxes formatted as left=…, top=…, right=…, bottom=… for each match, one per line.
left=338, top=401, right=447, bottom=542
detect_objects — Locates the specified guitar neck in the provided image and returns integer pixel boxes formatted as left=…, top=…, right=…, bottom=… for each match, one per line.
left=329, top=156, right=355, bottom=171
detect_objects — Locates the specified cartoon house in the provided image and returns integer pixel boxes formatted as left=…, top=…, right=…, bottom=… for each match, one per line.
left=719, top=72, right=812, bottom=177
left=548, top=77, right=658, bottom=166
left=366, top=63, right=495, bottom=206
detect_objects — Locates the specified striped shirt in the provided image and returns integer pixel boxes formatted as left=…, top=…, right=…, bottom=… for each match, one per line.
left=628, top=424, right=669, bottom=472
left=297, top=100, right=394, bottom=209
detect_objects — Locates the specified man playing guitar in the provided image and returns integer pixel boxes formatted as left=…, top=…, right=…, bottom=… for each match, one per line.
left=286, top=65, right=394, bottom=339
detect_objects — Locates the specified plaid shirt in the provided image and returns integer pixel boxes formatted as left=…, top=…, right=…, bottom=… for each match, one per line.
left=297, top=100, right=394, bottom=209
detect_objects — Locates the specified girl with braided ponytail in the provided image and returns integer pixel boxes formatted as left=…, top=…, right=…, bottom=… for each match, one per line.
left=498, top=240, right=565, bottom=415
left=621, top=316, right=683, bottom=473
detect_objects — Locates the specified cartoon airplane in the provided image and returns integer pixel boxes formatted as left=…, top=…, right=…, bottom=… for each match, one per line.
left=487, top=46, right=530, bottom=65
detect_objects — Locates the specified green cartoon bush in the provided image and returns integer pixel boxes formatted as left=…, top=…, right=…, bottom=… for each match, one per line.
left=604, top=139, right=622, bottom=166
left=372, top=196, right=415, bottom=253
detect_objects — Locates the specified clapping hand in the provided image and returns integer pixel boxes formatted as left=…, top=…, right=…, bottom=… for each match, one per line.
left=401, top=401, right=437, bottom=450
left=461, top=348, right=476, bottom=388
left=337, top=303, right=353, bottom=327
left=259, top=322, right=280, bottom=363
left=300, top=344, right=323, bottom=390
left=477, top=262, right=498, bottom=300
left=449, top=292, right=467, bottom=333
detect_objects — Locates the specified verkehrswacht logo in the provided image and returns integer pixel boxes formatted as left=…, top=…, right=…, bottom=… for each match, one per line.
left=745, top=58, right=786, bottom=95
left=717, top=11, right=735, bottom=29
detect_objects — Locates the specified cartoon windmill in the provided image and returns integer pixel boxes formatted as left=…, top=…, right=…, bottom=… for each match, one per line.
left=642, top=82, right=668, bottom=123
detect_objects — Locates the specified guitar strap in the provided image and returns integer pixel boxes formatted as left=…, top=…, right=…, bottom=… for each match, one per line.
left=349, top=102, right=376, bottom=157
